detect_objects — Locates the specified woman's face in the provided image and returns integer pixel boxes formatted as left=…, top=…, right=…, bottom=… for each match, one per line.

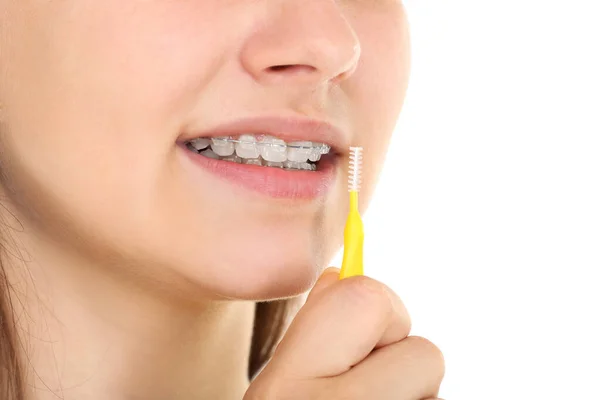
left=0, top=1, right=409, bottom=300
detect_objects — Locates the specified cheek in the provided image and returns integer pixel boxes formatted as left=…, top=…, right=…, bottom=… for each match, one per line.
left=0, top=2, right=230, bottom=229
left=345, top=7, right=410, bottom=209
left=1, top=0, right=236, bottom=151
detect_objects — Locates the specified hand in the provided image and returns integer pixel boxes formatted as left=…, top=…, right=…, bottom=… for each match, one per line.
left=244, top=268, right=445, bottom=400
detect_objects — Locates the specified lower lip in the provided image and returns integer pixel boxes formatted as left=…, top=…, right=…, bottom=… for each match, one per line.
left=180, top=145, right=338, bottom=199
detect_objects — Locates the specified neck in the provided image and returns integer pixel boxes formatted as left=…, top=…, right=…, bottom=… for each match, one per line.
left=3, top=232, right=255, bottom=400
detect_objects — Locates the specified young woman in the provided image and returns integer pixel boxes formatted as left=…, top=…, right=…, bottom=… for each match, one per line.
left=0, top=1, right=444, bottom=399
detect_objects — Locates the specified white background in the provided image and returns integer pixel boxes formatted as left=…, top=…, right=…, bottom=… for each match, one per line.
left=332, top=1, right=600, bottom=399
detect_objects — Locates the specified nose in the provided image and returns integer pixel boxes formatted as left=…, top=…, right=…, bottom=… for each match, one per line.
left=240, top=0, right=361, bottom=86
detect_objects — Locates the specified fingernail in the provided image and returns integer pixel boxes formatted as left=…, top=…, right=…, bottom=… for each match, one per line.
left=321, top=267, right=340, bottom=277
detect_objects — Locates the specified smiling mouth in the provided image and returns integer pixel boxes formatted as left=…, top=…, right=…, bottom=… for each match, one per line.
left=184, top=133, right=333, bottom=172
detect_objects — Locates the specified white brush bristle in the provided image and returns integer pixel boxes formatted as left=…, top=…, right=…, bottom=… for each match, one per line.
left=348, top=147, right=363, bottom=192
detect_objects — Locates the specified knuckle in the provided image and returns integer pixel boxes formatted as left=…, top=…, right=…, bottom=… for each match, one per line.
left=338, top=277, right=412, bottom=337
left=408, top=336, right=446, bottom=379
left=397, top=299, right=412, bottom=334
left=342, top=276, right=393, bottom=311
left=345, top=276, right=411, bottom=327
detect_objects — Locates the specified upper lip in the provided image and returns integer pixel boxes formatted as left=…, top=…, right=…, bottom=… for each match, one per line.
left=180, top=115, right=349, bottom=155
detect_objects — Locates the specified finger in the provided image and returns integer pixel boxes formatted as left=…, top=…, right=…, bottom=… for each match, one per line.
left=306, top=267, right=340, bottom=302
left=337, top=336, right=445, bottom=400
left=267, top=268, right=340, bottom=357
left=268, top=276, right=411, bottom=379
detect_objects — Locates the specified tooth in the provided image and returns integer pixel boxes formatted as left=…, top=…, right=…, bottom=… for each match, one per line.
left=210, top=137, right=235, bottom=156
left=235, top=134, right=260, bottom=159
left=200, top=149, right=220, bottom=159
left=284, top=160, right=301, bottom=170
left=287, top=141, right=312, bottom=162
left=265, top=161, right=284, bottom=168
left=190, top=138, right=210, bottom=151
left=223, top=155, right=242, bottom=164
left=244, top=158, right=262, bottom=166
left=319, top=145, right=330, bottom=154
left=308, top=150, right=321, bottom=162
left=299, top=162, right=313, bottom=171
left=259, top=136, right=287, bottom=162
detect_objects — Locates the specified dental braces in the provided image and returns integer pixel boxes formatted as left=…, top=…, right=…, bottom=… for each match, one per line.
left=200, top=137, right=331, bottom=154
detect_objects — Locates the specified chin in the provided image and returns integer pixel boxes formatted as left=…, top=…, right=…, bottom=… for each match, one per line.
left=159, top=217, right=334, bottom=301
left=177, top=248, right=325, bottom=302
left=226, top=260, right=319, bottom=301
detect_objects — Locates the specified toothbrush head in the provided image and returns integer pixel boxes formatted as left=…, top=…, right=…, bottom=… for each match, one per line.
left=348, top=146, right=363, bottom=192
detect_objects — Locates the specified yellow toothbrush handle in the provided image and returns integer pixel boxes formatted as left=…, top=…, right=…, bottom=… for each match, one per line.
left=340, top=191, right=364, bottom=279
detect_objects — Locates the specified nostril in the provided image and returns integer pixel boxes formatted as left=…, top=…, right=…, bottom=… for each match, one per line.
left=267, top=64, right=317, bottom=75
left=269, top=65, right=291, bottom=72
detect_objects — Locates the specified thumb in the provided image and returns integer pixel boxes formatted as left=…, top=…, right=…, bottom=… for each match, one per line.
left=306, top=267, right=340, bottom=302
left=266, top=275, right=410, bottom=379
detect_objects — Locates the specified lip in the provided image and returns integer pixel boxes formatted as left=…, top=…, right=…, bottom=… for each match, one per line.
left=178, top=116, right=347, bottom=199
left=180, top=148, right=338, bottom=199
left=179, top=115, right=349, bottom=155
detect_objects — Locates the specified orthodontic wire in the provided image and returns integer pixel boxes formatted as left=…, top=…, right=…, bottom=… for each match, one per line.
left=192, top=137, right=331, bottom=153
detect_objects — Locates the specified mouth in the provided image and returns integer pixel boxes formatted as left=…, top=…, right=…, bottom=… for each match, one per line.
left=184, top=134, right=332, bottom=171
left=178, top=116, right=346, bottom=199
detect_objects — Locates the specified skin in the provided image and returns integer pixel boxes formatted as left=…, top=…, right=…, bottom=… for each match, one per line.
left=0, top=0, right=443, bottom=399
